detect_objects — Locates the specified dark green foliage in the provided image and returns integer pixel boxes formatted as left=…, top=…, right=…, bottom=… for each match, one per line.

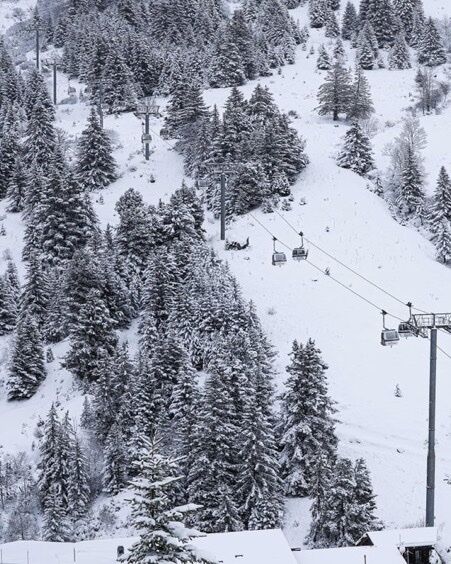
left=7, top=315, right=46, bottom=400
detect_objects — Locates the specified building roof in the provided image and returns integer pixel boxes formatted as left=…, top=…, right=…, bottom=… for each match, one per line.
left=358, top=527, right=438, bottom=548
left=294, top=545, right=406, bottom=564
left=194, top=529, right=298, bottom=564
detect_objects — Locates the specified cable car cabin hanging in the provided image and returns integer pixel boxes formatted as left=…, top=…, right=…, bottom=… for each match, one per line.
left=272, top=237, right=287, bottom=266
left=398, top=321, right=417, bottom=338
left=381, top=329, right=400, bottom=346
left=272, top=251, right=287, bottom=266
left=292, top=247, right=308, bottom=260
left=292, top=231, right=308, bottom=261
left=380, top=310, right=400, bottom=346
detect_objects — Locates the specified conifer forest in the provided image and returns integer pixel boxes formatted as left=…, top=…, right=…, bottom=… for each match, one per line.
left=0, top=0, right=451, bottom=561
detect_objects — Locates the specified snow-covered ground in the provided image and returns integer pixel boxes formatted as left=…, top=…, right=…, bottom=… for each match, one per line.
left=1, top=0, right=451, bottom=552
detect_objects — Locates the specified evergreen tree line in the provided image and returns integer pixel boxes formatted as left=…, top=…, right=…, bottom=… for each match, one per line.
left=165, top=82, right=309, bottom=216
left=31, top=0, right=302, bottom=112
left=311, top=0, right=447, bottom=70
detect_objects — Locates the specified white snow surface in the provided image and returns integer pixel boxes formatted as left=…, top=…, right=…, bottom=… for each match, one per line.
left=0, top=0, right=451, bottom=554
left=0, top=529, right=298, bottom=564
left=362, top=526, right=438, bottom=548
left=294, top=545, right=406, bottom=564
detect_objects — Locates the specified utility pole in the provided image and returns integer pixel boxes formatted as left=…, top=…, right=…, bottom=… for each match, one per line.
left=409, top=313, right=451, bottom=527
left=137, top=96, right=160, bottom=160
left=199, top=168, right=234, bottom=241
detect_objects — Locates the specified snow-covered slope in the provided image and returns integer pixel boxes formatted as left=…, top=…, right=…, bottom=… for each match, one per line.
left=1, top=0, right=451, bottom=551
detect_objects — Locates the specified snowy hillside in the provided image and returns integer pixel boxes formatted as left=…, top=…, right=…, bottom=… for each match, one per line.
left=1, top=0, right=451, bottom=556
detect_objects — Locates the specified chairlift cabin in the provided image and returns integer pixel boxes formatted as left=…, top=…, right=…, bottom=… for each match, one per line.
left=380, top=310, right=400, bottom=346
left=272, top=251, right=287, bottom=266
left=272, top=237, right=287, bottom=266
left=292, top=231, right=308, bottom=261
left=398, top=321, right=417, bottom=338
left=292, top=247, right=308, bottom=261
left=381, top=329, right=400, bottom=346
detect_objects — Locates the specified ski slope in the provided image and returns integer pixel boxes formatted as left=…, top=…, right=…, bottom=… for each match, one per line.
left=0, top=0, right=451, bottom=552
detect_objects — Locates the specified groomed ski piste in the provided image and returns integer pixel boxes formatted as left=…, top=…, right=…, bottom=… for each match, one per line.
left=1, top=0, right=451, bottom=557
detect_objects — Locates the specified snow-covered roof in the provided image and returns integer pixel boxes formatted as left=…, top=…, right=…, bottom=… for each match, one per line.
left=0, top=530, right=297, bottom=564
left=359, top=527, right=438, bottom=548
left=193, top=529, right=298, bottom=564
left=293, top=545, right=406, bottom=564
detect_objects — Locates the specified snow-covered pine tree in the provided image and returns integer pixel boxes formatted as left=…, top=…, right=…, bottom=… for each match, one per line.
left=317, top=45, right=332, bottom=70
left=75, top=107, right=117, bottom=191
left=337, top=121, right=374, bottom=176
left=23, top=96, right=56, bottom=170
left=393, top=0, right=418, bottom=43
left=347, top=66, right=374, bottom=120
left=325, top=8, right=340, bottom=38
left=306, top=453, right=333, bottom=547
left=0, top=274, right=17, bottom=335
left=341, top=1, right=358, bottom=40
left=279, top=339, right=338, bottom=496
left=317, top=59, right=353, bottom=120
left=417, top=17, right=447, bottom=66
left=102, top=46, right=139, bottom=114
left=68, top=434, right=91, bottom=527
left=308, top=457, right=367, bottom=548
left=434, top=218, right=451, bottom=264
left=309, top=0, right=328, bottom=28
left=42, top=483, right=71, bottom=542
left=6, top=159, right=27, bottom=213
left=126, top=437, right=209, bottom=564
left=209, top=30, right=246, bottom=88
left=353, top=458, right=381, bottom=532
left=365, top=0, right=396, bottom=47
left=409, top=7, right=425, bottom=48
left=357, top=34, right=376, bottom=69
left=64, top=288, right=118, bottom=381
left=7, top=314, right=46, bottom=401
left=388, top=33, right=411, bottom=69
left=187, top=369, right=243, bottom=532
left=236, top=388, right=283, bottom=530
left=103, top=420, right=128, bottom=494
left=0, top=121, right=20, bottom=200
left=429, top=167, right=451, bottom=232
left=396, top=144, right=425, bottom=218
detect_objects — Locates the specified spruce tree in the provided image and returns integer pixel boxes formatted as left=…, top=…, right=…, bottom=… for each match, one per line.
left=103, top=420, right=128, bottom=494
left=64, top=288, right=118, bottom=381
left=317, top=45, right=332, bottom=70
left=309, top=0, right=328, bottom=28
left=337, top=122, right=374, bottom=176
left=126, top=438, right=208, bottom=564
left=354, top=458, right=381, bottom=532
left=342, top=1, right=358, bottom=40
left=348, top=66, right=374, bottom=120
left=317, top=59, right=353, bottom=120
left=75, top=107, right=117, bottom=191
left=434, top=218, right=451, bottom=264
left=68, top=435, right=91, bottom=525
left=0, top=275, right=17, bottom=335
left=279, top=339, right=337, bottom=497
left=42, top=483, right=71, bottom=542
left=102, top=47, right=138, bottom=114
left=397, top=145, right=425, bottom=217
left=209, top=32, right=246, bottom=88
left=429, top=167, right=451, bottom=233
left=308, top=458, right=366, bottom=548
left=357, top=35, right=376, bottom=69
left=7, top=314, right=46, bottom=401
left=417, top=18, right=446, bottom=66
left=325, top=8, right=340, bottom=38
left=388, top=33, right=411, bottom=69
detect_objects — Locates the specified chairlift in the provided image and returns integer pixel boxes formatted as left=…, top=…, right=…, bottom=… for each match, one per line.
left=380, top=310, right=400, bottom=347
left=272, top=237, right=287, bottom=266
left=292, top=231, right=309, bottom=261
left=398, top=303, right=419, bottom=338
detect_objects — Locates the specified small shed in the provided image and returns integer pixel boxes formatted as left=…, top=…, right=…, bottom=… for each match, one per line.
left=294, top=545, right=406, bottom=564
left=357, top=527, right=441, bottom=564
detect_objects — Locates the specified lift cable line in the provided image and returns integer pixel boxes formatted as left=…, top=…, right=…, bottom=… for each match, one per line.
left=273, top=209, right=432, bottom=314
left=247, top=209, right=451, bottom=529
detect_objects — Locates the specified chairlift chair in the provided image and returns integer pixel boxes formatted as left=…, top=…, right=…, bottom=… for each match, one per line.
left=398, top=321, right=417, bottom=338
left=272, top=237, right=287, bottom=266
left=380, top=310, right=400, bottom=346
left=292, top=231, right=308, bottom=261
left=381, top=329, right=400, bottom=346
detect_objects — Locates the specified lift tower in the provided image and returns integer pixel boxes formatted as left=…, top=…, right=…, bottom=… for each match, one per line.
left=410, top=313, right=451, bottom=527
